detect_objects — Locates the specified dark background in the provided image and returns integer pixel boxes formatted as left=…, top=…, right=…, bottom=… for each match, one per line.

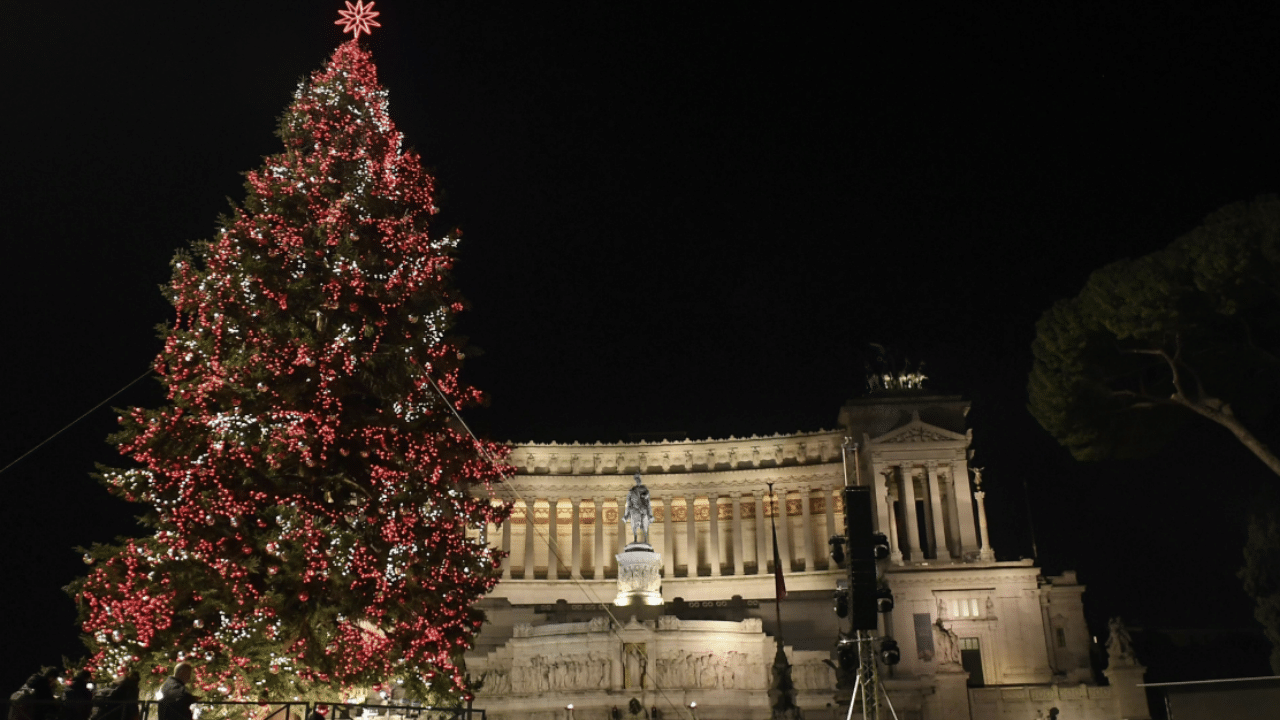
left=2, top=0, right=1277, bottom=693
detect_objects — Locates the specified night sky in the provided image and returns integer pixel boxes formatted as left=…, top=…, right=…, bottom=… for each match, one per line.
left=3, top=1, right=1279, bottom=692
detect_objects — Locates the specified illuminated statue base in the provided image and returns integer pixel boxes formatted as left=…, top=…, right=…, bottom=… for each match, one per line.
left=615, top=545, right=662, bottom=606
left=469, top=615, right=835, bottom=720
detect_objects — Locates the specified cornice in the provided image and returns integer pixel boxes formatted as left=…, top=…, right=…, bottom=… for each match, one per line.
left=504, top=431, right=847, bottom=476
left=506, top=428, right=844, bottom=450
left=885, top=565, right=1042, bottom=586
left=500, top=464, right=845, bottom=497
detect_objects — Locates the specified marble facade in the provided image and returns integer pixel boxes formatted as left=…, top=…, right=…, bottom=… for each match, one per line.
left=465, top=394, right=1149, bottom=720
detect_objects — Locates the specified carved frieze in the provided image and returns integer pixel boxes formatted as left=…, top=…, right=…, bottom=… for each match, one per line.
left=507, top=653, right=613, bottom=694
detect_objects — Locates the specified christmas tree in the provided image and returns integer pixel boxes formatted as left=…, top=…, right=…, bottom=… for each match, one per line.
left=69, top=7, right=510, bottom=701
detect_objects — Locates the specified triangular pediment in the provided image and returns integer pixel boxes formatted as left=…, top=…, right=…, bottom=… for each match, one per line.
left=869, top=412, right=967, bottom=444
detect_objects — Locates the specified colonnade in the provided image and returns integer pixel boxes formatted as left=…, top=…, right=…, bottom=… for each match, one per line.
left=871, top=460, right=986, bottom=562
left=492, top=485, right=843, bottom=581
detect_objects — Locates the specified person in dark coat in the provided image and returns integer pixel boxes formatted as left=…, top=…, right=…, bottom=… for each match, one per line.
left=92, top=672, right=138, bottom=720
left=9, top=668, right=59, bottom=720
left=156, top=664, right=198, bottom=720
left=59, top=672, right=92, bottom=720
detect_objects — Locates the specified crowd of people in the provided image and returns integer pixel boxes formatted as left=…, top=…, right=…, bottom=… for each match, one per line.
left=7, top=664, right=198, bottom=720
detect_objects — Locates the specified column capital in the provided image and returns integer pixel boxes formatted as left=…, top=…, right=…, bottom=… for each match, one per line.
left=593, top=496, right=608, bottom=505
left=707, top=491, right=719, bottom=500
left=797, top=483, right=810, bottom=492
left=524, top=497, right=536, bottom=508
left=570, top=496, right=582, bottom=507
left=925, top=460, right=939, bottom=470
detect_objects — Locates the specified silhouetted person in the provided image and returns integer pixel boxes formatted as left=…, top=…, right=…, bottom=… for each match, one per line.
left=92, top=672, right=139, bottom=720
left=9, top=668, right=58, bottom=720
left=157, top=664, right=198, bottom=720
left=60, top=672, right=93, bottom=720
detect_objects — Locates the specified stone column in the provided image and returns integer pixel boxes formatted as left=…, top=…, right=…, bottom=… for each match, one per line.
left=920, top=478, right=937, bottom=556
left=707, top=492, right=722, bottom=576
left=754, top=492, right=767, bottom=574
left=523, top=498, right=536, bottom=580
left=873, top=463, right=892, bottom=537
left=952, top=456, right=981, bottom=558
left=661, top=495, right=675, bottom=578
left=500, top=516, right=512, bottom=580
left=593, top=497, right=606, bottom=580
left=823, top=484, right=836, bottom=548
left=547, top=498, right=560, bottom=579
left=685, top=495, right=698, bottom=577
left=926, top=462, right=948, bottom=560
left=885, top=492, right=903, bottom=565
left=944, top=471, right=963, bottom=560
left=898, top=465, right=920, bottom=560
left=774, top=487, right=792, bottom=572
left=732, top=492, right=746, bottom=576
left=974, top=483, right=995, bottom=562
left=570, top=497, right=583, bottom=579
left=799, top=484, right=814, bottom=571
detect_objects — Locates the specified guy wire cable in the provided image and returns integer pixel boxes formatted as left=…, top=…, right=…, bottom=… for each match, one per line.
left=0, top=369, right=152, bottom=478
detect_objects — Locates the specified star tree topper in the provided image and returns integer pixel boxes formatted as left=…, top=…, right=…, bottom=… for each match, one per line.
left=336, top=0, right=382, bottom=40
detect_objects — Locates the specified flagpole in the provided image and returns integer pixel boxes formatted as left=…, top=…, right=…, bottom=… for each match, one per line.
left=768, top=481, right=784, bottom=633
left=766, top=480, right=802, bottom=718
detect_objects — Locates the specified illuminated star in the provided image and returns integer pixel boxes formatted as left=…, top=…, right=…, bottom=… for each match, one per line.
left=336, top=0, right=382, bottom=40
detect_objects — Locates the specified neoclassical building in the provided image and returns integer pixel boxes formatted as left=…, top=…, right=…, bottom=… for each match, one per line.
left=465, top=393, right=1149, bottom=720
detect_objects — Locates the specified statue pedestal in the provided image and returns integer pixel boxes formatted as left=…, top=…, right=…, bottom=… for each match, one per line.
left=1104, top=663, right=1150, bottom=720
left=615, top=544, right=662, bottom=606
left=931, top=666, right=970, bottom=720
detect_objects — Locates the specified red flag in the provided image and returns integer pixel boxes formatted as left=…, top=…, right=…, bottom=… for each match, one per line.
left=771, top=496, right=787, bottom=601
